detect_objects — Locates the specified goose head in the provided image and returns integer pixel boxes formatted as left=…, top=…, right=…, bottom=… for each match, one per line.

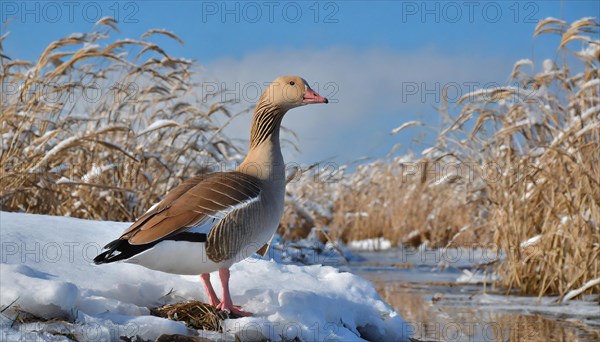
left=261, top=75, right=328, bottom=112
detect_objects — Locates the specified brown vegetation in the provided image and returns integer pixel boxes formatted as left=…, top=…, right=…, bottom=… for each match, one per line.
left=151, top=301, right=224, bottom=331
left=281, top=18, right=600, bottom=298
left=1, top=20, right=244, bottom=221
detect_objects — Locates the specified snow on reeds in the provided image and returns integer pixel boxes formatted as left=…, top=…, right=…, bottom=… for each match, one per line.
left=446, top=17, right=599, bottom=299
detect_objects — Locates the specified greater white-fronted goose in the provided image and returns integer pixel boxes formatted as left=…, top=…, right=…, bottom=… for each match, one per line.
left=94, top=76, right=328, bottom=316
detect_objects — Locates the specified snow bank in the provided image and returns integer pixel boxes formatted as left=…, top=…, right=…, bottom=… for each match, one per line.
left=0, top=211, right=411, bottom=341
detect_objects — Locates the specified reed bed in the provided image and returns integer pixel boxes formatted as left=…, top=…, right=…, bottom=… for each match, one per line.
left=281, top=17, right=599, bottom=298
left=282, top=158, right=485, bottom=248
left=465, top=17, right=599, bottom=298
left=433, top=17, right=600, bottom=298
left=0, top=19, right=244, bottom=221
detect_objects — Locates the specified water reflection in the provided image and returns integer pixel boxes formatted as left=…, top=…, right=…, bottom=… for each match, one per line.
left=350, top=250, right=600, bottom=342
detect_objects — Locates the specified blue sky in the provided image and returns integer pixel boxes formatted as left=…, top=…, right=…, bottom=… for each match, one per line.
left=2, top=1, right=598, bottom=164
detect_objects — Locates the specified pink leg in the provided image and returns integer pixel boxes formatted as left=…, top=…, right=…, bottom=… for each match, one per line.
left=215, top=268, right=252, bottom=317
left=200, top=273, right=220, bottom=307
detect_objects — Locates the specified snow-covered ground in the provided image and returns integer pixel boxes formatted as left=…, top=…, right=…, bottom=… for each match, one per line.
left=0, top=211, right=411, bottom=341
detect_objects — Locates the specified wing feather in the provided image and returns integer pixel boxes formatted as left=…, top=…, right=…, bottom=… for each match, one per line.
left=121, top=172, right=262, bottom=245
left=121, top=175, right=207, bottom=237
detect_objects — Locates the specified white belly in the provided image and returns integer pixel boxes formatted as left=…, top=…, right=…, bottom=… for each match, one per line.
left=125, top=241, right=233, bottom=275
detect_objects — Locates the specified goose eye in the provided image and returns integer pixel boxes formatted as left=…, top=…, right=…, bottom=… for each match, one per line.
left=289, top=81, right=295, bottom=86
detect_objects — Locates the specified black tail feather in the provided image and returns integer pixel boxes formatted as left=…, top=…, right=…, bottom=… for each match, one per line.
left=93, top=239, right=153, bottom=264
left=94, top=232, right=207, bottom=265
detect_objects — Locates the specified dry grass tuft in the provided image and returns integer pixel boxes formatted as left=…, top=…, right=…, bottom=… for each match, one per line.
left=0, top=20, right=245, bottom=221
left=151, top=301, right=224, bottom=331
left=2, top=305, right=79, bottom=341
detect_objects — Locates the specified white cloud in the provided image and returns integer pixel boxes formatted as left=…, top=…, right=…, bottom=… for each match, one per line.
left=197, top=46, right=512, bottom=164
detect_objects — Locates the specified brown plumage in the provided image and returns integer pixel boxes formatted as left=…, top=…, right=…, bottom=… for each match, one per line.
left=121, top=172, right=261, bottom=245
